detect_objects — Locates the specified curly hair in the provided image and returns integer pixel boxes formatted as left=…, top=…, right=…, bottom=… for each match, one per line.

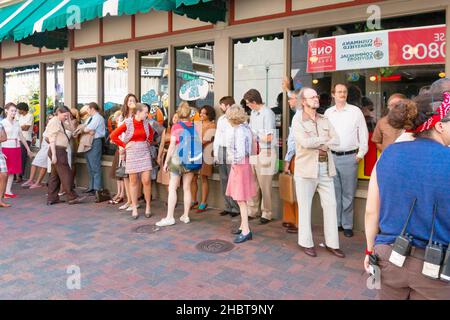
left=200, top=105, right=216, bottom=122
left=387, top=99, right=418, bottom=130
left=226, top=105, right=248, bottom=126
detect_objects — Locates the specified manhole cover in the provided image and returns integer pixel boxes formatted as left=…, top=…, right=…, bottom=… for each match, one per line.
left=196, top=239, right=235, bottom=254
left=134, top=224, right=161, bottom=234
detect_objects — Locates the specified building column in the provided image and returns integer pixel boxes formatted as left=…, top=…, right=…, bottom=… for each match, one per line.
left=39, top=63, right=46, bottom=146
left=97, top=55, right=104, bottom=110
left=168, top=45, right=175, bottom=121
left=0, top=68, right=4, bottom=108
left=63, top=56, right=76, bottom=108
left=446, top=5, right=450, bottom=76
left=282, top=28, right=291, bottom=158
left=127, top=49, right=139, bottom=97
left=213, top=34, right=232, bottom=105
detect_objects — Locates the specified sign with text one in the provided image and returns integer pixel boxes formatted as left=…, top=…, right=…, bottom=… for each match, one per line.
left=307, top=25, right=446, bottom=73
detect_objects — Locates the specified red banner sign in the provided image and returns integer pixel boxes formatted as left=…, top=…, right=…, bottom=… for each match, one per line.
left=307, top=25, right=446, bottom=73
left=307, top=37, right=336, bottom=73
left=389, top=25, right=446, bottom=66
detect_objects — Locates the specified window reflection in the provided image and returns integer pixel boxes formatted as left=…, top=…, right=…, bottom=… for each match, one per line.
left=76, top=57, right=97, bottom=109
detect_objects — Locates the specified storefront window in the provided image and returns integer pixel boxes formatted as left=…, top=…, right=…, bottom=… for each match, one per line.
left=76, top=57, right=97, bottom=109
left=291, top=11, right=446, bottom=179
left=175, top=43, right=214, bottom=110
left=233, top=34, right=284, bottom=161
left=3, top=65, right=41, bottom=146
left=46, top=62, right=64, bottom=116
left=103, top=54, right=128, bottom=155
left=140, top=49, right=169, bottom=122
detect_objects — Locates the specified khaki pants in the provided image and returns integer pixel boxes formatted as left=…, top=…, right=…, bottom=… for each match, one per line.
left=294, top=162, right=339, bottom=249
left=374, top=244, right=450, bottom=300
left=247, top=148, right=277, bottom=220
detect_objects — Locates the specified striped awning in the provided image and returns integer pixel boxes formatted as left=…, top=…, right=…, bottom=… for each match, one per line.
left=0, top=0, right=226, bottom=49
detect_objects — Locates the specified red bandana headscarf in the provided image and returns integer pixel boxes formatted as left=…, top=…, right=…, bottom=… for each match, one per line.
left=414, top=92, right=450, bottom=133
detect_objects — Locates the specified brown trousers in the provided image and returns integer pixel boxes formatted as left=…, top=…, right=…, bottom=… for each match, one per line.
left=48, top=147, right=78, bottom=202
left=282, top=159, right=298, bottom=227
left=374, top=244, right=450, bottom=300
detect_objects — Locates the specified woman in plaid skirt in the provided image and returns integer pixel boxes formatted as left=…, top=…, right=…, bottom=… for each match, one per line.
left=110, top=103, right=154, bottom=220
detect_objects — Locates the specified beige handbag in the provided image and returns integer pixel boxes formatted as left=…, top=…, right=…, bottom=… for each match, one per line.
left=278, top=172, right=296, bottom=204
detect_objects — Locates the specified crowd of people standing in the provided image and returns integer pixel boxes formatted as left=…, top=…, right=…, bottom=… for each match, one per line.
left=1, top=77, right=449, bottom=299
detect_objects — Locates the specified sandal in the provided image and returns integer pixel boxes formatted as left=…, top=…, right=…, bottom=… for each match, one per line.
left=190, top=201, right=199, bottom=209
left=108, top=197, right=124, bottom=204
left=118, top=203, right=131, bottom=210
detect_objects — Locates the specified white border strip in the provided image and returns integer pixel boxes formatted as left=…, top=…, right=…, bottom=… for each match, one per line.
left=33, top=0, right=70, bottom=34
left=102, top=0, right=119, bottom=17
left=0, top=0, right=33, bottom=29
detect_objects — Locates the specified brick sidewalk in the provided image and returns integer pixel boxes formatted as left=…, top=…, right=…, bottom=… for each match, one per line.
left=0, top=185, right=377, bottom=300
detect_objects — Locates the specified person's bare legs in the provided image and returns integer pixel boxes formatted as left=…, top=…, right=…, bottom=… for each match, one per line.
left=166, top=174, right=181, bottom=220
left=23, top=165, right=37, bottom=185
left=0, top=172, right=11, bottom=207
left=191, top=174, right=198, bottom=205
left=141, top=171, right=151, bottom=215
left=35, top=167, right=47, bottom=185
left=5, top=175, right=14, bottom=195
left=200, top=175, right=209, bottom=204
left=117, top=180, right=124, bottom=199
left=123, top=177, right=131, bottom=206
left=181, top=172, right=194, bottom=220
left=238, top=201, right=250, bottom=235
left=129, top=173, right=140, bottom=217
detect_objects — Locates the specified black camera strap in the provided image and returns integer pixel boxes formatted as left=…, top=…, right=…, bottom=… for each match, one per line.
left=400, top=197, right=417, bottom=237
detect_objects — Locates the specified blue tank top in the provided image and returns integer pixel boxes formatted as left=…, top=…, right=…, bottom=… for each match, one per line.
left=375, top=138, right=450, bottom=249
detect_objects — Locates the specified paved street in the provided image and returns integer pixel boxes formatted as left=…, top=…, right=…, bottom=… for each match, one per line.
left=0, top=185, right=376, bottom=300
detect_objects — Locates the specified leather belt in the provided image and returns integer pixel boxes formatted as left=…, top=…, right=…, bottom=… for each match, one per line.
left=331, top=149, right=358, bottom=156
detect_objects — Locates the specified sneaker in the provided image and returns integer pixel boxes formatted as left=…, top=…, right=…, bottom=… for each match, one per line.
left=180, top=215, right=190, bottom=224
left=196, top=203, right=207, bottom=213
left=126, top=204, right=140, bottom=211
left=156, top=217, right=176, bottom=227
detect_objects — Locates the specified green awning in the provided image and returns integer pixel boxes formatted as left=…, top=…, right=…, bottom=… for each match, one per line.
left=1, top=0, right=226, bottom=49
left=0, top=0, right=47, bottom=42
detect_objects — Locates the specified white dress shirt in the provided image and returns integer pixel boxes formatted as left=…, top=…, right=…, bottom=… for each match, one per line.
left=324, top=103, right=369, bottom=159
left=213, top=114, right=232, bottom=161
left=249, top=106, right=276, bottom=149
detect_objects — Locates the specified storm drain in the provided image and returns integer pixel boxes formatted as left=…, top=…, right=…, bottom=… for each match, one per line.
left=134, top=224, right=161, bottom=234
left=196, top=239, right=235, bottom=254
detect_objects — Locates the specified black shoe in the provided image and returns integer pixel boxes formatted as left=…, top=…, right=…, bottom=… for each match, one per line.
left=47, top=199, right=65, bottom=205
left=343, top=229, right=354, bottom=237
left=338, top=226, right=344, bottom=232
left=260, top=217, right=271, bottom=225
left=231, top=228, right=242, bottom=235
left=234, top=231, right=252, bottom=243
left=230, top=212, right=240, bottom=218
left=83, top=189, right=95, bottom=194
left=247, top=216, right=256, bottom=220
left=219, top=210, right=229, bottom=216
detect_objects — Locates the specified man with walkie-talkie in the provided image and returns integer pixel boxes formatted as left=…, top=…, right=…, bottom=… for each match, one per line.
left=364, top=93, right=450, bottom=300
